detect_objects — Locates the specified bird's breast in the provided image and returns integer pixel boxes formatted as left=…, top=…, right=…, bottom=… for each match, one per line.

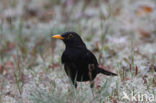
left=61, top=48, right=84, bottom=63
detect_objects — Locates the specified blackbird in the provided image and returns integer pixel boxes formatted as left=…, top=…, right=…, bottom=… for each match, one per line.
left=52, top=32, right=117, bottom=88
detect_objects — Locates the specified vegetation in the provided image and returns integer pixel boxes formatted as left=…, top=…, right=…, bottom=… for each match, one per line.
left=0, top=0, right=156, bottom=102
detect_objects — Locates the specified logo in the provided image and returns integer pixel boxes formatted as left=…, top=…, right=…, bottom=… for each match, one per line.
left=122, top=91, right=155, bottom=102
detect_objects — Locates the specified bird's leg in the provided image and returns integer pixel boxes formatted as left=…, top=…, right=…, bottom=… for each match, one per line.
left=88, top=64, right=95, bottom=96
left=90, top=80, right=95, bottom=97
left=70, top=79, right=77, bottom=96
left=90, top=80, right=94, bottom=88
left=71, top=72, right=78, bottom=88
left=68, top=77, right=77, bottom=88
left=72, top=80, right=77, bottom=88
left=65, top=65, right=77, bottom=88
left=88, top=64, right=95, bottom=88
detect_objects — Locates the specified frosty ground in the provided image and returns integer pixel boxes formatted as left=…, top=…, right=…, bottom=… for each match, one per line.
left=0, top=0, right=156, bottom=103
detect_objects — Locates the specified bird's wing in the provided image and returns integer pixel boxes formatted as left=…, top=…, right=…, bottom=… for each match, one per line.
left=61, top=48, right=98, bottom=68
left=85, top=49, right=98, bottom=65
left=62, top=48, right=98, bottom=81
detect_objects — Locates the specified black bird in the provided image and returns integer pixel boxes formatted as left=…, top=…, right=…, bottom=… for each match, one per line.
left=52, top=32, right=117, bottom=88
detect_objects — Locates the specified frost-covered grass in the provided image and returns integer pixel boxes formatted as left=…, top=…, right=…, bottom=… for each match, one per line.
left=0, top=0, right=156, bottom=103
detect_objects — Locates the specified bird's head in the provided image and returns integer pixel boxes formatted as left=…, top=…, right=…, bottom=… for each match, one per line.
left=52, top=32, right=86, bottom=48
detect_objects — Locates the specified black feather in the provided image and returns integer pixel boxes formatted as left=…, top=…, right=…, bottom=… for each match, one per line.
left=53, top=32, right=117, bottom=88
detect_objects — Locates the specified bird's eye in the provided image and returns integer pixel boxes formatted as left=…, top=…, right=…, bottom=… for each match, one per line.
left=68, top=34, right=73, bottom=39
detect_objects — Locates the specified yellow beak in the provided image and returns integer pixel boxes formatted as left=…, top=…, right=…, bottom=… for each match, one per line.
left=52, top=35, right=64, bottom=40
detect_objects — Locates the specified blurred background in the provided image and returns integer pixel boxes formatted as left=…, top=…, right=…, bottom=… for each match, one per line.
left=0, top=0, right=156, bottom=103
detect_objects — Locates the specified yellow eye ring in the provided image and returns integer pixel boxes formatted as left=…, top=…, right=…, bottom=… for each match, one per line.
left=68, top=34, right=73, bottom=39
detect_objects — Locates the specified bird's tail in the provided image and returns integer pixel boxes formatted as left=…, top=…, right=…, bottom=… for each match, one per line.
left=97, top=67, right=117, bottom=76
